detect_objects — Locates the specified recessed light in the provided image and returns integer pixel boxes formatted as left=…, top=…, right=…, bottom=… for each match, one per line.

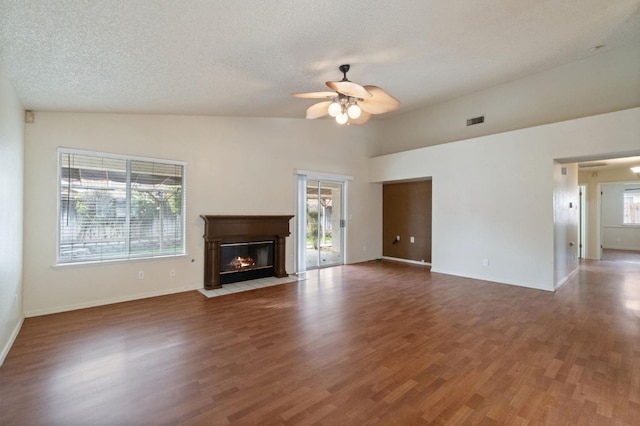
left=589, top=44, right=606, bottom=52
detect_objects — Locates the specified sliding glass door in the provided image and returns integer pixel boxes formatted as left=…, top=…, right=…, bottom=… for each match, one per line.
left=304, top=179, right=344, bottom=270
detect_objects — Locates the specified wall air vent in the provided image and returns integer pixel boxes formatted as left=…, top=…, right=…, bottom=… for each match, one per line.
left=466, top=116, right=484, bottom=126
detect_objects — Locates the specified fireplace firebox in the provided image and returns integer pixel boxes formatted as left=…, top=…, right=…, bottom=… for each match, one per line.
left=201, top=215, right=293, bottom=290
left=220, top=241, right=274, bottom=284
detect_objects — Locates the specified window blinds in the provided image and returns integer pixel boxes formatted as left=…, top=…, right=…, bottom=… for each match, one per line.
left=59, top=150, right=185, bottom=264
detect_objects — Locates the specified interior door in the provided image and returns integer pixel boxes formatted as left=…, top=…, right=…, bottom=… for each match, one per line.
left=305, top=179, right=344, bottom=269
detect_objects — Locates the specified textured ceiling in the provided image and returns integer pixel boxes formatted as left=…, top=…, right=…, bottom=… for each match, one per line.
left=1, top=0, right=639, bottom=119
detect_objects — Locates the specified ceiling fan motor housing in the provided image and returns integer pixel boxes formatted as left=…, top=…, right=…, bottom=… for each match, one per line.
left=339, top=64, right=350, bottom=81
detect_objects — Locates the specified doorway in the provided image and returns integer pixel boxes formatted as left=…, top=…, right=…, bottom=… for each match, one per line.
left=305, top=179, right=344, bottom=269
left=295, top=171, right=349, bottom=273
left=578, top=184, right=587, bottom=259
left=382, top=180, right=432, bottom=263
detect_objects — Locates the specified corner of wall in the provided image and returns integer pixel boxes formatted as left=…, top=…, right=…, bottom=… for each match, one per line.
left=0, top=316, right=24, bottom=366
left=0, top=60, right=25, bottom=365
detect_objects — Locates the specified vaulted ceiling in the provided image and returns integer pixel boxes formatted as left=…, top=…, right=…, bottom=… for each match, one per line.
left=1, top=0, right=639, bottom=119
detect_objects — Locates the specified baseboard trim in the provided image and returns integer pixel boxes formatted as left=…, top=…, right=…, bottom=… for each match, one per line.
left=602, top=246, right=640, bottom=252
left=555, top=268, right=578, bottom=291
left=24, top=285, right=199, bottom=318
left=381, top=256, right=431, bottom=266
left=1, top=315, right=24, bottom=367
left=430, top=267, right=554, bottom=292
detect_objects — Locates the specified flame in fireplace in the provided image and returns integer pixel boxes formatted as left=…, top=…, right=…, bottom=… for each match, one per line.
left=229, top=256, right=256, bottom=270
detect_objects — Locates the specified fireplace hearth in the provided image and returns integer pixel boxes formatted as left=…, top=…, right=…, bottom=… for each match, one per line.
left=201, top=215, right=293, bottom=289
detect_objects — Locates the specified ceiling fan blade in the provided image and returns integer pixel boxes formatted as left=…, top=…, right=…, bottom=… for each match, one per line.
left=326, top=81, right=373, bottom=99
left=292, top=91, right=337, bottom=99
left=348, top=111, right=372, bottom=125
left=306, top=101, right=332, bottom=119
left=358, top=85, right=401, bottom=114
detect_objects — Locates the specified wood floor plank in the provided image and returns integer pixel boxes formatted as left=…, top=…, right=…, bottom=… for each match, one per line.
left=1, top=258, right=640, bottom=424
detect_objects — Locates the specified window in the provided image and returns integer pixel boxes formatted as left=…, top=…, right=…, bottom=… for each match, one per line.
left=623, top=190, right=640, bottom=225
left=58, top=149, right=185, bottom=264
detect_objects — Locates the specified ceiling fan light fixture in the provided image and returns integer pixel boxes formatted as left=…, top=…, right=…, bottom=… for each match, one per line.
left=293, top=64, right=400, bottom=126
left=347, top=103, right=361, bottom=119
left=328, top=101, right=341, bottom=117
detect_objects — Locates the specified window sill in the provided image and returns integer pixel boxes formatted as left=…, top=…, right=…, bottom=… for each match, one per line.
left=52, top=253, right=191, bottom=269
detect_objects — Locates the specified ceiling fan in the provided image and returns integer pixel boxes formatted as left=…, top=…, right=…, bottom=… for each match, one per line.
left=292, top=64, right=400, bottom=125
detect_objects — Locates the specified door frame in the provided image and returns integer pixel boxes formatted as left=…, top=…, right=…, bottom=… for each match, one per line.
left=596, top=182, right=603, bottom=260
left=578, top=184, right=587, bottom=259
left=294, top=170, right=352, bottom=274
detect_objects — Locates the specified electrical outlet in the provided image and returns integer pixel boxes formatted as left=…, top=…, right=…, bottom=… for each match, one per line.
left=410, top=236, right=415, bottom=243
left=138, top=270, right=144, bottom=280
left=396, top=235, right=400, bottom=241
left=483, top=258, right=489, bottom=267
left=170, top=268, right=175, bottom=277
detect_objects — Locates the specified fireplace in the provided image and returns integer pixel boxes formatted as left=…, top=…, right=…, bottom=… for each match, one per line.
left=201, top=215, right=293, bottom=290
left=220, top=240, right=274, bottom=284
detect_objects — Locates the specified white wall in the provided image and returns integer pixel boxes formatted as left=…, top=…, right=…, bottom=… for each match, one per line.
left=374, top=45, right=640, bottom=156
left=23, top=112, right=382, bottom=316
left=0, top=63, right=24, bottom=364
left=370, top=108, right=640, bottom=291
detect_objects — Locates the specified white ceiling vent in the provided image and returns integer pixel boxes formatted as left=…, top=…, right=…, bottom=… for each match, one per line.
left=466, top=116, right=484, bottom=126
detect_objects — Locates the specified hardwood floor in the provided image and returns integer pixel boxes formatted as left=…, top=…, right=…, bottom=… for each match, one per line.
left=2, top=259, right=639, bottom=425
left=601, top=248, right=640, bottom=262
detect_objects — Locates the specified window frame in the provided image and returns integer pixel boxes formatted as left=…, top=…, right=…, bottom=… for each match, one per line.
left=623, top=188, right=640, bottom=226
left=56, top=147, right=187, bottom=266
